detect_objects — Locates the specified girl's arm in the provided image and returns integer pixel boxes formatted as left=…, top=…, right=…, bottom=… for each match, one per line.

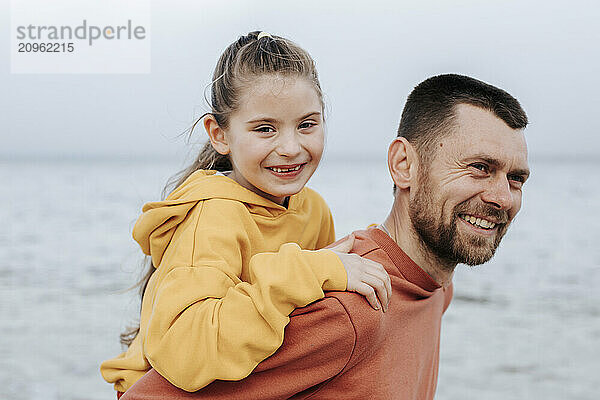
left=145, top=247, right=345, bottom=391
left=142, top=201, right=347, bottom=392
left=121, top=296, right=357, bottom=400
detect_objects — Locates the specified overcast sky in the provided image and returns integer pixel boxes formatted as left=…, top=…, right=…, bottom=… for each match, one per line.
left=2, top=0, right=599, bottom=162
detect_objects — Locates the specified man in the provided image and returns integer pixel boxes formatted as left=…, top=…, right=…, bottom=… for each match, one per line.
left=121, top=74, right=530, bottom=400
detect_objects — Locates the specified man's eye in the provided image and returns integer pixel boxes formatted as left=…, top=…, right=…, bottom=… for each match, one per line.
left=470, top=163, right=489, bottom=173
left=508, top=174, right=525, bottom=183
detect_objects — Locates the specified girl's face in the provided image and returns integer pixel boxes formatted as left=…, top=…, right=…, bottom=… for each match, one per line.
left=214, top=75, right=325, bottom=205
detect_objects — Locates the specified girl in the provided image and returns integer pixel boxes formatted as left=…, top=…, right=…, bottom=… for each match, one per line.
left=100, top=31, right=391, bottom=396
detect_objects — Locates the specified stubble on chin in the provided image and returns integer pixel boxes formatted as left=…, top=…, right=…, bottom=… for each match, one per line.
left=451, top=222, right=499, bottom=266
left=409, top=181, right=510, bottom=267
left=451, top=202, right=511, bottom=266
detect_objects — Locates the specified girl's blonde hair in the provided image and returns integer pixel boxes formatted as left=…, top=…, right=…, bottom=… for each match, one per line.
left=120, top=31, right=324, bottom=347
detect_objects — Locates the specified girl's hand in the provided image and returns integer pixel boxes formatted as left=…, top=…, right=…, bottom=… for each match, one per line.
left=330, top=234, right=392, bottom=312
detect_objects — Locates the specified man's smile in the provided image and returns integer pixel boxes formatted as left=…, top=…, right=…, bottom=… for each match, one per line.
left=458, top=214, right=498, bottom=230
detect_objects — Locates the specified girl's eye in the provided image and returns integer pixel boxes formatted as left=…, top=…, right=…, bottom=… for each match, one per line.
left=254, top=126, right=275, bottom=133
left=299, top=121, right=316, bottom=130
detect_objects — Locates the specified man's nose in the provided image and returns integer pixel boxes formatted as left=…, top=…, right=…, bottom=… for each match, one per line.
left=276, top=131, right=302, bottom=157
left=481, top=175, right=513, bottom=210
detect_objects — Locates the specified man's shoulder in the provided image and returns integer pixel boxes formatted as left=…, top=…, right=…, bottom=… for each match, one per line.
left=263, top=296, right=357, bottom=373
left=351, top=228, right=385, bottom=255
left=316, top=228, right=391, bottom=327
left=289, top=264, right=386, bottom=361
left=329, top=228, right=384, bottom=258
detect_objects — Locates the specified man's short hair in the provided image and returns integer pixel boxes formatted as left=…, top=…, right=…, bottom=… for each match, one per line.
left=397, top=74, right=528, bottom=166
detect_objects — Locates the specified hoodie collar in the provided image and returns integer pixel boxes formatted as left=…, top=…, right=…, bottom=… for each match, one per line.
left=158, top=170, right=304, bottom=212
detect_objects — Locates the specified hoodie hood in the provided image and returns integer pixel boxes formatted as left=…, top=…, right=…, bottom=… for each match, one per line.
left=132, top=170, right=303, bottom=268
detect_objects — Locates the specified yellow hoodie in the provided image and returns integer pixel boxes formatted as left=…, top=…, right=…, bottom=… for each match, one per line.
left=100, top=170, right=347, bottom=393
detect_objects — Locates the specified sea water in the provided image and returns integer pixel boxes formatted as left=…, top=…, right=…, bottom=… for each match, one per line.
left=1, top=157, right=598, bottom=399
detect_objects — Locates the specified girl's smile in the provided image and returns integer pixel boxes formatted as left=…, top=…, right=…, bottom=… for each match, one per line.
left=266, top=163, right=306, bottom=178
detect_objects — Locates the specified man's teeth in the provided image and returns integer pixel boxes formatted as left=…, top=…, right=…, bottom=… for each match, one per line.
left=269, top=165, right=302, bottom=173
left=460, top=214, right=496, bottom=229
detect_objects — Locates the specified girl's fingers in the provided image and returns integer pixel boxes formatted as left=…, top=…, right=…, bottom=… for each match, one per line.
left=329, top=234, right=355, bottom=254
left=338, top=252, right=392, bottom=311
left=353, top=282, right=381, bottom=310
left=359, top=273, right=389, bottom=312
left=363, top=267, right=392, bottom=306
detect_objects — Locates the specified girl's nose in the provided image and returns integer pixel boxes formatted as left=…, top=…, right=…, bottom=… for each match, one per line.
left=276, top=131, right=302, bottom=158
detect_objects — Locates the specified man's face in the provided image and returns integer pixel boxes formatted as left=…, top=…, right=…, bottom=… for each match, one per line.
left=409, top=104, right=530, bottom=266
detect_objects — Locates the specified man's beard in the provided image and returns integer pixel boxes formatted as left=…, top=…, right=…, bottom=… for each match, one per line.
left=408, top=173, right=510, bottom=266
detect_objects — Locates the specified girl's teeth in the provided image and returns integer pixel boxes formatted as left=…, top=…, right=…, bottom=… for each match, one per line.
left=271, top=165, right=301, bottom=173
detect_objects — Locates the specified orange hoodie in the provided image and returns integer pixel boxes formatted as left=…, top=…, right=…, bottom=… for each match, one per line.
left=100, top=170, right=347, bottom=393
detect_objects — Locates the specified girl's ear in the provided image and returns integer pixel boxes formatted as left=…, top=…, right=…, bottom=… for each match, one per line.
left=388, top=137, right=418, bottom=190
left=204, top=114, right=230, bottom=155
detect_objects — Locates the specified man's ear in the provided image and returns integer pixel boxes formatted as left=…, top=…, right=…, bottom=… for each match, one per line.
left=204, top=114, right=230, bottom=155
left=388, top=137, right=418, bottom=190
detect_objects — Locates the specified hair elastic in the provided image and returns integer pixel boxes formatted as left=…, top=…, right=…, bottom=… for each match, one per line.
left=257, top=31, right=272, bottom=40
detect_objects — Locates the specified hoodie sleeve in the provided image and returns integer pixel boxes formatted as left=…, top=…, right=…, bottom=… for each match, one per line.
left=121, top=296, right=356, bottom=400
left=142, top=200, right=347, bottom=392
